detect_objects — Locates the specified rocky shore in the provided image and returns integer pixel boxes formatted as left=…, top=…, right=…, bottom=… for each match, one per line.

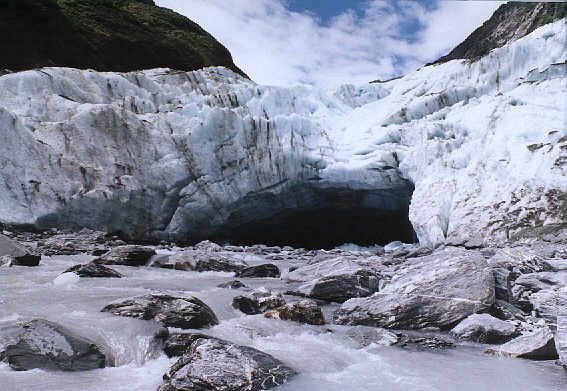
left=1, top=228, right=565, bottom=390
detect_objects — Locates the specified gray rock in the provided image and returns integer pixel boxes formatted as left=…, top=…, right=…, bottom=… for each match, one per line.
left=157, top=249, right=248, bottom=272
left=339, top=326, right=399, bottom=348
left=334, top=247, right=495, bottom=329
left=63, top=262, right=123, bottom=278
left=264, top=300, right=325, bottom=325
left=514, top=272, right=567, bottom=293
left=292, top=269, right=380, bottom=303
left=236, top=264, right=280, bottom=278
left=101, top=294, right=218, bottom=329
left=232, top=289, right=285, bottom=315
left=95, top=245, right=156, bottom=266
left=158, top=335, right=296, bottom=391
left=2, top=319, right=105, bottom=371
left=490, top=299, right=526, bottom=321
left=36, top=229, right=111, bottom=256
left=450, top=313, right=518, bottom=344
left=486, top=327, right=558, bottom=360
left=286, top=257, right=383, bottom=282
left=0, top=234, right=40, bottom=267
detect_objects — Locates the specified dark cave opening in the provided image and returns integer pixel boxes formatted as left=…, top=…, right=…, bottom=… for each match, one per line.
left=209, top=182, right=417, bottom=250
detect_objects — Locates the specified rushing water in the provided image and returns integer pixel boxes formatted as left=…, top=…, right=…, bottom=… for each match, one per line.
left=0, top=251, right=565, bottom=391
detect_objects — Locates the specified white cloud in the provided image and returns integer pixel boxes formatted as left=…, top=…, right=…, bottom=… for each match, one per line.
left=155, top=0, right=505, bottom=88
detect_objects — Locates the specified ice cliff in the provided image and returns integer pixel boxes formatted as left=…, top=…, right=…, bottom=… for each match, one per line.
left=0, top=20, right=565, bottom=247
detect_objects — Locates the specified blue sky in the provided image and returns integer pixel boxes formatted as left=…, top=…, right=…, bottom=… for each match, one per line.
left=156, top=0, right=504, bottom=88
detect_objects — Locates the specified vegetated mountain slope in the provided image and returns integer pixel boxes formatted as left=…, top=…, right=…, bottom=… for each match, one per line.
left=0, top=0, right=245, bottom=75
left=432, top=2, right=566, bottom=64
left=0, top=19, right=565, bottom=247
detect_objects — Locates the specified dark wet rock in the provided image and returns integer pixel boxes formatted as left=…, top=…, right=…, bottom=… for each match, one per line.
left=236, top=264, right=280, bottom=278
left=264, top=300, right=325, bottom=325
left=394, top=333, right=455, bottom=351
left=217, top=280, right=247, bottom=289
left=486, top=327, right=558, bottom=360
left=163, top=333, right=201, bottom=358
left=334, top=247, right=495, bottom=329
left=0, top=234, right=40, bottom=267
left=9, top=254, right=41, bottom=267
left=101, top=294, right=218, bottom=329
left=1, top=319, right=105, bottom=371
left=232, top=289, right=285, bottom=315
left=91, top=248, right=109, bottom=256
left=450, top=314, right=518, bottom=344
left=158, top=334, right=296, bottom=391
left=291, top=269, right=380, bottom=303
left=95, top=245, right=156, bottom=267
left=63, top=262, right=123, bottom=278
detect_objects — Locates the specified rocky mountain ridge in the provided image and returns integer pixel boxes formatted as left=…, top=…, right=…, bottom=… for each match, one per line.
left=0, top=0, right=245, bottom=75
left=433, top=2, right=567, bottom=64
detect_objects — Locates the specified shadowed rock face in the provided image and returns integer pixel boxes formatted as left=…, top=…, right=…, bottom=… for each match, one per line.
left=158, top=335, right=297, bottom=391
left=2, top=319, right=106, bottom=371
left=334, top=247, right=495, bottom=330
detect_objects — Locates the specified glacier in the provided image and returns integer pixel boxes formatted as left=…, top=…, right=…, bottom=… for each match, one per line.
left=0, top=20, right=565, bottom=247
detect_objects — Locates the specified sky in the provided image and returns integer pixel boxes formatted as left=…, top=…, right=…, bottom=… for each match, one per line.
left=155, top=0, right=505, bottom=88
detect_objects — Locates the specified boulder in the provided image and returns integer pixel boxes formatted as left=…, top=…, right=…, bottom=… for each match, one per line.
left=101, top=294, right=218, bottom=329
left=217, top=280, right=247, bottom=289
left=8, top=254, right=41, bottom=267
left=232, top=289, right=285, bottom=315
left=264, top=300, right=325, bottom=325
left=0, top=234, right=40, bottom=266
left=292, top=269, right=380, bottom=303
left=156, top=249, right=248, bottom=272
left=450, top=313, right=518, bottom=344
left=158, top=335, right=296, bottom=391
left=286, top=257, right=383, bottom=283
left=1, top=319, right=105, bottom=371
left=236, top=264, right=280, bottom=278
left=334, top=247, right=495, bottom=329
left=63, top=262, right=123, bottom=278
left=95, top=245, right=155, bottom=266
left=486, top=327, right=558, bottom=360
left=163, top=333, right=200, bottom=358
